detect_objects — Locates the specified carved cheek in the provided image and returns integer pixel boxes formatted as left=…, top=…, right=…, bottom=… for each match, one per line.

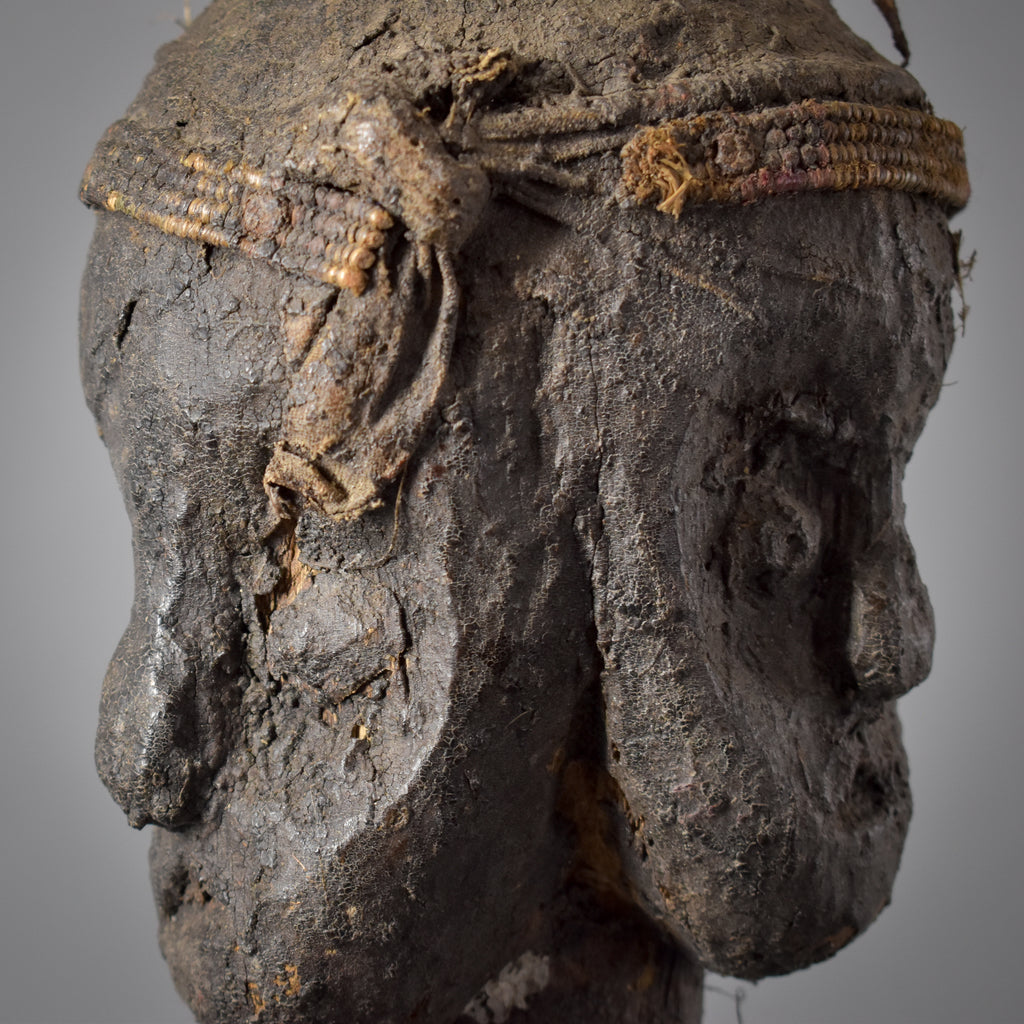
left=266, top=574, right=408, bottom=706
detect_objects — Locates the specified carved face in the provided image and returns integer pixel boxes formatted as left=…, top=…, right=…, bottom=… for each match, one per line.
left=81, top=186, right=955, bottom=1019
left=559, top=189, right=955, bottom=975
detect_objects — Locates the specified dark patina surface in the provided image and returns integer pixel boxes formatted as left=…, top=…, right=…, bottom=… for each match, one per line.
left=80, top=2, right=965, bottom=1021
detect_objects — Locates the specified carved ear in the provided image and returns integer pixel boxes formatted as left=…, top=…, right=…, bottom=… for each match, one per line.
left=264, top=247, right=459, bottom=520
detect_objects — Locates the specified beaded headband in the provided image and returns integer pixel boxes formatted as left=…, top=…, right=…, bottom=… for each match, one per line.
left=621, top=100, right=969, bottom=215
left=81, top=98, right=968, bottom=296
left=81, top=121, right=395, bottom=297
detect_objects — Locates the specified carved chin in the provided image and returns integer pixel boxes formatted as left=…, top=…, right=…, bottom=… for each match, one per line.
left=633, top=703, right=912, bottom=979
left=150, top=821, right=447, bottom=1024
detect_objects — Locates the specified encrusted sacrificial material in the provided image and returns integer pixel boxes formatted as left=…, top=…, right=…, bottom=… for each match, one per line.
left=621, top=101, right=969, bottom=214
left=80, top=121, right=393, bottom=295
left=79, top=1, right=968, bottom=1022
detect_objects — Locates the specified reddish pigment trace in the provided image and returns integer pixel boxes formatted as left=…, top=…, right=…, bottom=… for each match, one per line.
left=621, top=100, right=969, bottom=215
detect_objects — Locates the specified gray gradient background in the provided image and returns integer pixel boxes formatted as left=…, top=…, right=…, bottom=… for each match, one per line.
left=0, top=2, right=1019, bottom=1022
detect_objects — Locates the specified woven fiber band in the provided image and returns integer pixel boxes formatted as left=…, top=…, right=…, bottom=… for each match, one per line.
left=82, top=100, right=969, bottom=294
left=81, top=121, right=394, bottom=296
left=621, top=100, right=969, bottom=214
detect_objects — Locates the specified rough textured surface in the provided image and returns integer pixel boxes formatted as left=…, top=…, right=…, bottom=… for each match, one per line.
left=79, top=1, right=962, bottom=1021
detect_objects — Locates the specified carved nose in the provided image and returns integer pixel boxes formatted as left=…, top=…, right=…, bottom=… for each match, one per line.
left=96, top=616, right=201, bottom=828
left=95, top=546, right=242, bottom=829
left=845, top=528, right=934, bottom=703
